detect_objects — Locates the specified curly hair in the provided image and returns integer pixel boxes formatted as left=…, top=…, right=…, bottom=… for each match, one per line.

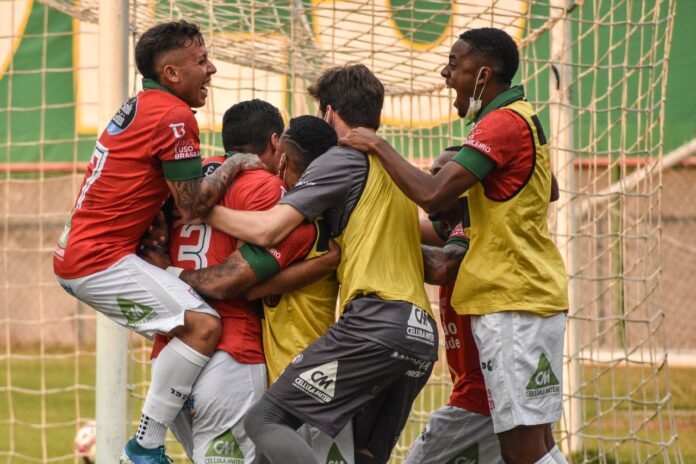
left=459, top=28, right=519, bottom=85
left=135, top=20, right=203, bottom=81
left=308, top=63, right=384, bottom=130
left=221, top=99, right=284, bottom=155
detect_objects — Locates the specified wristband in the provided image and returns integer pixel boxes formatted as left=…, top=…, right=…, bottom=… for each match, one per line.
left=166, top=266, right=184, bottom=278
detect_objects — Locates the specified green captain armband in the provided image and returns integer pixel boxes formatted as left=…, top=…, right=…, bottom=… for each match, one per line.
left=238, top=244, right=281, bottom=282
left=162, top=157, right=203, bottom=181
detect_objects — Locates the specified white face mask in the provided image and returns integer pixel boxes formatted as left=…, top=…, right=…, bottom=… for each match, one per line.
left=464, top=67, right=487, bottom=123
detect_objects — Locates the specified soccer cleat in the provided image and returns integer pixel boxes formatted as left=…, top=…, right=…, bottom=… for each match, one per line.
left=120, top=437, right=172, bottom=464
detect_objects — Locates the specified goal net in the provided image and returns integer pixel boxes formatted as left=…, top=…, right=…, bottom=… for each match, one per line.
left=0, top=0, right=685, bottom=462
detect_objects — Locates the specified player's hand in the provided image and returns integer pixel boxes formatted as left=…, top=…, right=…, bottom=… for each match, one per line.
left=138, top=211, right=170, bottom=256
left=339, top=127, right=381, bottom=153
left=140, top=246, right=173, bottom=269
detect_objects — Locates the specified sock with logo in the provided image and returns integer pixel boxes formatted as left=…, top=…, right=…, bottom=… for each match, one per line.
left=135, top=413, right=167, bottom=449
left=139, top=337, right=209, bottom=447
left=533, top=452, right=556, bottom=464
left=244, top=395, right=315, bottom=463
left=549, top=445, right=569, bottom=464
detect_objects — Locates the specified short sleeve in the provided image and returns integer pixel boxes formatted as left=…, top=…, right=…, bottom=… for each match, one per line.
left=279, top=147, right=364, bottom=221
left=155, top=106, right=202, bottom=181
left=461, top=109, right=527, bottom=168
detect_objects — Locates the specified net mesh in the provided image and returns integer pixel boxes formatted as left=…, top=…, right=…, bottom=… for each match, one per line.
left=0, top=0, right=687, bottom=462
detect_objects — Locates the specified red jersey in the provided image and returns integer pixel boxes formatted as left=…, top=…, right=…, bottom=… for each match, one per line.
left=152, top=160, right=316, bottom=364
left=54, top=86, right=203, bottom=279
left=441, top=223, right=489, bottom=415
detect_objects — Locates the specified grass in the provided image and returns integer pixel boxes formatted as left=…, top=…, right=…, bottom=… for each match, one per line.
left=0, top=351, right=693, bottom=463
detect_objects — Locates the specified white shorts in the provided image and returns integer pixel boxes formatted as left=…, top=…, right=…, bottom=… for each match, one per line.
left=472, top=311, right=566, bottom=433
left=297, top=422, right=354, bottom=464
left=161, top=351, right=267, bottom=464
left=403, top=405, right=502, bottom=464
left=56, top=254, right=217, bottom=339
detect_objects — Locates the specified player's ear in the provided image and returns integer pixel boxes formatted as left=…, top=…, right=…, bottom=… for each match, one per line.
left=323, top=105, right=334, bottom=126
left=270, top=132, right=280, bottom=152
left=161, top=64, right=180, bottom=84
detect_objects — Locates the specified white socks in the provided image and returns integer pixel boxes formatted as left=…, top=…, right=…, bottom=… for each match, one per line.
left=138, top=337, right=210, bottom=448
left=549, top=445, right=569, bottom=464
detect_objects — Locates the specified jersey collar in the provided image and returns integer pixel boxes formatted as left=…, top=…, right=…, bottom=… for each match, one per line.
left=474, top=85, right=525, bottom=123
left=142, top=78, right=175, bottom=95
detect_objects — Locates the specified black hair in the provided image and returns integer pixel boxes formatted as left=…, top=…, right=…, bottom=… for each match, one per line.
left=283, top=115, right=338, bottom=172
left=445, top=145, right=463, bottom=152
left=135, top=20, right=203, bottom=81
left=459, top=28, right=519, bottom=85
left=307, top=63, right=384, bottom=130
left=221, top=99, right=284, bottom=154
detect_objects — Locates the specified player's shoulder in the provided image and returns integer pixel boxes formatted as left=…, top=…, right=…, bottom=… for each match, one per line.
left=230, top=169, right=283, bottom=194
left=479, top=107, right=528, bottom=132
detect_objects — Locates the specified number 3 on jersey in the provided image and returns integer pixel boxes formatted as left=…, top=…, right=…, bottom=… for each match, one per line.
left=58, top=143, right=110, bottom=247
left=177, top=224, right=212, bottom=269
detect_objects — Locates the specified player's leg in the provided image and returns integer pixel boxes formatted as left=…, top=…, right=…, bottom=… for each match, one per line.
left=403, top=405, right=503, bottom=464
left=186, top=352, right=266, bottom=463
left=544, top=425, right=569, bottom=464
left=58, top=254, right=220, bottom=460
left=352, top=358, right=433, bottom=464
left=244, top=395, right=315, bottom=463
left=306, top=423, right=354, bottom=464
left=472, top=311, right=566, bottom=464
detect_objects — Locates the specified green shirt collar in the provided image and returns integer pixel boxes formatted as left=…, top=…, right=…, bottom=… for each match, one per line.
left=142, top=78, right=175, bottom=95
left=474, top=85, right=525, bottom=123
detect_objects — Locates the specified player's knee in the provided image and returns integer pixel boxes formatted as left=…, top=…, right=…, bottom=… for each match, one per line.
left=186, top=312, right=221, bottom=348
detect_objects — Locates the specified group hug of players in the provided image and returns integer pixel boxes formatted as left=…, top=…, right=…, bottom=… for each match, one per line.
left=53, top=18, right=570, bottom=464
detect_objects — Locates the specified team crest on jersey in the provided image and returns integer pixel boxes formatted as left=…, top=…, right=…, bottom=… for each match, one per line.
left=293, top=361, right=338, bottom=404
left=406, top=305, right=435, bottom=346
left=204, top=429, right=245, bottom=464
left=106, top=97, right=138, bottom=135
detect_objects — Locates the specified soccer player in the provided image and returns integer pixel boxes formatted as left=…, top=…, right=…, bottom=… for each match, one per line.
left=204, top=64, right=437, bottom=464
left=340, top=28, right=570, bottom=464
left=143, top=112, right=340, bottom=463
left=406, top=148, right=504, bottom=464
left=52, top=21, right=261, bottom=463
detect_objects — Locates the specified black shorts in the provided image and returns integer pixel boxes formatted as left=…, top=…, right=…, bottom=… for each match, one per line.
left=265, top=299, right=437, bottom=445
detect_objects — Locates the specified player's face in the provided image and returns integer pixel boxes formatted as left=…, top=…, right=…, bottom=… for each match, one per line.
left=441, top=40, right=482, bottom=119
left=167, top=38, right=217, bottom=108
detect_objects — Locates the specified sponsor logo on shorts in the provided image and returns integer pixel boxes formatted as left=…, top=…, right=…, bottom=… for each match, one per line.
left=525, top=352, right=560, bottom=398
left=404, top=369, right=425, bottom=378
left=406, top=305, right=435, bottom=346
left=390, top=351, right=432, bottom=371
left=487, top=388, right=495, bottom=411
left=117, top=297, right=156, bottom=327
left=481, top=358, right=498, bottom=371
left=446, top=442, right=479, bottom=464
left=326, top=443, right=348, bottom=464
left=169, top=122, right=186, bottom=139
left=204, top=429, right=245, bottom=463
left=293, top=361, right=338, bottom=404
left=183, top=394, right=196, bottom=417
